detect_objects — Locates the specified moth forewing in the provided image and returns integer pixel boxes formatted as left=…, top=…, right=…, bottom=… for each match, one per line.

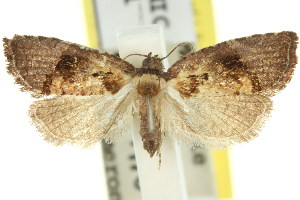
left=163, top=31, right=297, bottom=148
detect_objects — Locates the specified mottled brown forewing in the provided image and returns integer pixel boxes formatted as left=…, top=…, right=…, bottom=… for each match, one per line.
left=159, top=31, right=298, bottom=149
left=166, top=31, right=298, bottom=98
left=3, top=35, right=135, bottom=97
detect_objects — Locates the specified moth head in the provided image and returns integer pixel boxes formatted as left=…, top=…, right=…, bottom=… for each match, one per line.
left=123, top=42, right=194, bottom=74
left=141, top=53, right=164, bottom=73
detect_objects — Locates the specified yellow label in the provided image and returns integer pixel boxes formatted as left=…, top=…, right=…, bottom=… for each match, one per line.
left=82, top=0, right=100, bottom=48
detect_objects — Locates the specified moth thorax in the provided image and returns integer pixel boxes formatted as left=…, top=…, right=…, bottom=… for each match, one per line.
left=137, top=74, right=160, bottom=96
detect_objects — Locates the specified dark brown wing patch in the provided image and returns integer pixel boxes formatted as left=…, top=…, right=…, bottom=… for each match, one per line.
left=55, top=55, right=79, bottom=79
left=217, top=54, right=245, bottom=70
left=3, top=35, right=136, bottom=97
left=176, top=73, right=209, bottom=98
left=166, top=31, right=298, bottom=98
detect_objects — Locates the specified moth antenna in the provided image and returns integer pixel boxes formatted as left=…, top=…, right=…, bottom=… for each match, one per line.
left=123, top=53, right=148, bottom=60
left=160, top=42, right=194, bottom=60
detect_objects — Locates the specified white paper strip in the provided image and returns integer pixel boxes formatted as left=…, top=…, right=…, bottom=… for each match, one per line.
left=117, top=25, right=188, bottom=200
left=95, top=0, right=196, bottom=50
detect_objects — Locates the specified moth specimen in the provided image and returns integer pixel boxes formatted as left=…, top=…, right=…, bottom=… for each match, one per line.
left=3, top=31, right=298, bottom=157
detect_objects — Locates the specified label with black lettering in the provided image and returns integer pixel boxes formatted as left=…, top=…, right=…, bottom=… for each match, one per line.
left=94, top=0, right=196, bottom=50
left=94, top=1, right=217, bottom=199
left=102, top=140, right=141, bottom=200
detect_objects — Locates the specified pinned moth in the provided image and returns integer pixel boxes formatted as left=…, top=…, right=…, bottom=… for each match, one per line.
left=3, top=31, right=298, bottom=157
